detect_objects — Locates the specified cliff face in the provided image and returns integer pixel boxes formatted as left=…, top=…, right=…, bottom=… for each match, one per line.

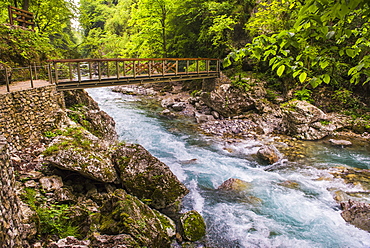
left=0, top=87, right=203, bottom=247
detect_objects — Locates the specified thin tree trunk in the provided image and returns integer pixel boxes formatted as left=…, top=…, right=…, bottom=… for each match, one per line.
left=22, top=0, right=29, bottom=11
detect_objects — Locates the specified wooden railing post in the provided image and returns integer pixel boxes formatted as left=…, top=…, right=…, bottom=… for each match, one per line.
left=5, top=67, right=10, bottom=92
left=8, top=6, right=13, bottom=25
left=77, top=62, right=81, bottom=83
left=98, top=61, right=102, bottom=81
left=106, top=61, right=110, bottom=78
left=68, top=62, right=73, bottom=81
left=206, top=60, right=210, bottom=75
left=29, top=65, right=34, bottom=88
left=175, top=60, right=178, bottom=75
left=54, top=62, right=59, bottom=85
left=116, top=60, right=119, bottom=80
left=123, top=61, right=126, bottom=76
left=196, top=60, right=199, bottom=74
left=89, top=62, right=92, bottom=79
left=148, top=60, right=152, bottom=77
left=133, top=61, right=136, bottom=78
left=162, top=60, right=165, bottom=76
left=186, top=60, right=189, bottom=74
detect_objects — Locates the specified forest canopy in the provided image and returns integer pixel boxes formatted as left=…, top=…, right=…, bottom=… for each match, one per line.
left=0, top=0, right=369, bottom=97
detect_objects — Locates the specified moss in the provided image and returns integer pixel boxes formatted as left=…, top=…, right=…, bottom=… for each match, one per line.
left=181, top=210, right=206, bottom=242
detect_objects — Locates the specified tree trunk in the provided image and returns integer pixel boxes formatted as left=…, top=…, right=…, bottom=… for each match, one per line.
left=22, top=0, right=29, bottom=11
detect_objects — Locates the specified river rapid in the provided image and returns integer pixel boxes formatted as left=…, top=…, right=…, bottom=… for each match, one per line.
left=87, top=87, right=370, bottom=248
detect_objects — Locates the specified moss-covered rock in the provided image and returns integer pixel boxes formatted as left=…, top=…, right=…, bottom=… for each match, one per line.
left=112, top=143, right=189, bottom=211
left=180, top=210, right=206, bottom=242
left=64, top=90, right=118, bottom=143
left=44, top=128, right=118, bottom=183
left=95, top=189, right=172, bottom=247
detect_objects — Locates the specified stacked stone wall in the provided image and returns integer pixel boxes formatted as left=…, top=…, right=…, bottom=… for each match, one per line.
left=0, top=136, right=27, bottom=247
left=0, top=85, right=64, bottom=150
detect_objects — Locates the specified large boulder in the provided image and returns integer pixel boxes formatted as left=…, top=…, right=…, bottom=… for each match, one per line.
left=44, top=128, right=118, bottom=183
left=200, top=83, right=265, bottom=117
left=64, top=89, right=118, bottom=143
left=95, top=189, right=174, bottom=247
left=282, top=100, right=343, bottom=140
left=341, top=200, right=370, bottom=232
left=112, top=143, right=189, bottom=211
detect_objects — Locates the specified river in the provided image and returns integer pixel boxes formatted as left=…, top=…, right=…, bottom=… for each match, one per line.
left=87, top=87, right=370, bottom=248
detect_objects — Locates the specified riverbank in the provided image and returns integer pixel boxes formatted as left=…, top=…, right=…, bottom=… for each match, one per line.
left=0, top=86, right=207, bottom=247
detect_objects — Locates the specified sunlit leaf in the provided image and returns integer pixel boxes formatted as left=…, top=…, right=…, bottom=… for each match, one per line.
left=299, top=72, right=307, bottom=83
left=323, top=74, right=330, bottom=84
left=277, top=65, right=285, bottom=77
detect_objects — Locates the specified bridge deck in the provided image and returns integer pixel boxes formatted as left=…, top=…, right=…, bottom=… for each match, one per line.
left=49, top=58, right=220, bottom=91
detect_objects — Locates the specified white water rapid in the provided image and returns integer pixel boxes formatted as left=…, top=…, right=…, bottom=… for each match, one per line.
left=87, top=87, right=370, bottom=248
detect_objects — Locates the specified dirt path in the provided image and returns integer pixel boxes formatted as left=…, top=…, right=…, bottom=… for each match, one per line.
left=0, top=80, right=52, bottom=94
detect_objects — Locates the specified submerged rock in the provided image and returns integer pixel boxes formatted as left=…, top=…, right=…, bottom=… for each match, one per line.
left=218, top=178, right=251, bottom=192
left=329, top=139, right=352, bottom=146
left=257, top=145, right=281, bottom=164
left=341, top=200, right=370, bottom=232
left=180, top=210, right=206, bottom=242
left=112, top=143, right=189, bottom=211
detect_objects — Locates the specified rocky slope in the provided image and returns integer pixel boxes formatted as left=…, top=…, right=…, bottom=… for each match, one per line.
left=3, top=89, right=206, bottom=247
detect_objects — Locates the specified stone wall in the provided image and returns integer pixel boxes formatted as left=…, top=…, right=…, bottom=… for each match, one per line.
left=0, top=85, right=64, bottom=150
left=0, top=136, right=27, bottom=247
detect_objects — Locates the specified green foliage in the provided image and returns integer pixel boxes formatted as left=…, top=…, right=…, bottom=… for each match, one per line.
left=43, top=129, right=63, bottom=138
left=37, top=203, right=79, bottom=238
left=22, top=188, right=80, bottom=239
left=294, top=89, right=312, bottom=102
left=43, top=127, right=93, bottom=156
left=0, top=0, right=79, bottom=65
left=225, top=0, right=370, bottom=89
left=79, top=0, right=256, bottom=58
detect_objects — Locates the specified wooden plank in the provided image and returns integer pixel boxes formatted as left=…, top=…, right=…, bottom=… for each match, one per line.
left=9, top=6, right=33, bottom=15
left=12, top=11, right=33, bottom=19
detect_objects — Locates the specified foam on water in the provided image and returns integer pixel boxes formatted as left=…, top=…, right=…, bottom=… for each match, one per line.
left=87, top=88, right=370, bottom=248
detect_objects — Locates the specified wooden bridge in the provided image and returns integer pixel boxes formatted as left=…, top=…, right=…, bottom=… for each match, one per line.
left=49, top=58, right=220, bottom=91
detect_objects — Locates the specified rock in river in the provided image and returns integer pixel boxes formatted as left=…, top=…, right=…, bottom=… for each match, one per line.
left=341, top=200, right=370, bottom=232
left=112, top=143, right=189, bottom=211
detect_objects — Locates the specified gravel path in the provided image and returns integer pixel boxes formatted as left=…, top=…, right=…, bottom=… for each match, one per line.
left=0, top=80, right=51, bottom=94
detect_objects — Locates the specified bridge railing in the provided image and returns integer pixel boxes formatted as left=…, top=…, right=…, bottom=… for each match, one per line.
left=0, top=64, right=49, bottom=92
left=48, top=58, right=220, bottom=86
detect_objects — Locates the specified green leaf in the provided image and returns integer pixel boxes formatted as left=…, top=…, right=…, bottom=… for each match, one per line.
left=223, top=58, right=232, bottom=67
left=310, top=78, right=322, bottom=88
left=269, top=57, right=277, bottom=66
left=293, top=70, right=301, bottom=78
left=277, top=65, right=285, bottom=77
left=323, top=74, right=330, bottom=84
left=319, top=60, right=330, bottom=69
left=346, top=49, right=356, bottom=58
left=299, top=72, right=307, bottom=83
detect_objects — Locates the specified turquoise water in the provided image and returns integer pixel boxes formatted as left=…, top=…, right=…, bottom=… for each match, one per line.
left=87, top=87, right=370, bottom=248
